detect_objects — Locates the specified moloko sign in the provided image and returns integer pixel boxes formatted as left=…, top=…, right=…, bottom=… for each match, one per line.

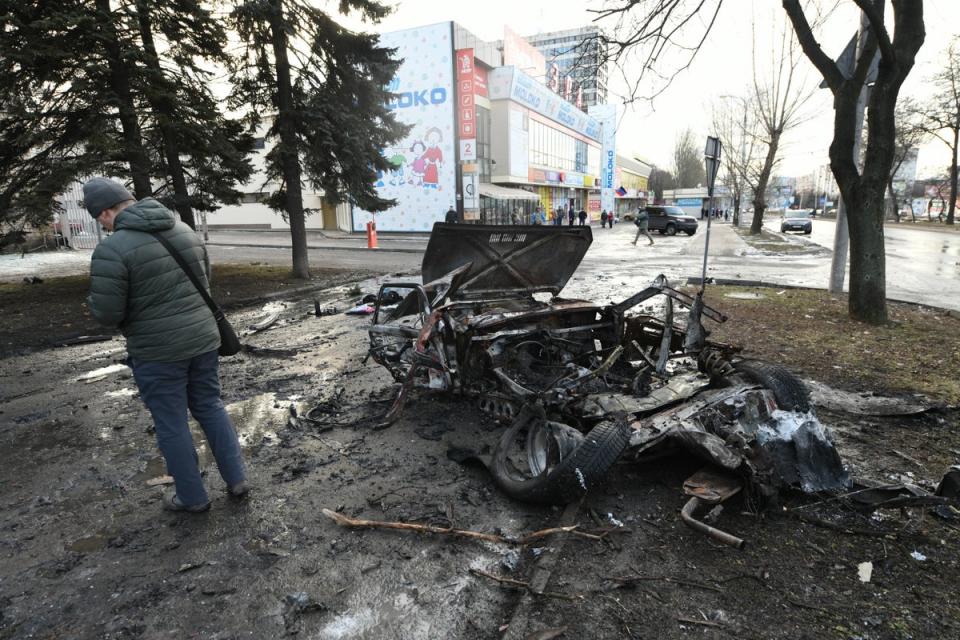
left=488, top=67, right=601, bottom=141
left=388, top=87, right=448, bottom=110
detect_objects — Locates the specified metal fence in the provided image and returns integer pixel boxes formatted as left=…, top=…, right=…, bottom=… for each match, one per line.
left=55, top=181, right=102, bottom=249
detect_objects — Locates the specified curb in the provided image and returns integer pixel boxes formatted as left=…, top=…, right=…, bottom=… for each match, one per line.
left=686, top=277, right=960, bottom=315
left=206, top=242, right=425, bottom=255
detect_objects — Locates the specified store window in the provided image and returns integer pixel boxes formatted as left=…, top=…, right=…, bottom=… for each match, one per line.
left=528, top=120, right=588, bottom=173
left=476, top=105, right=492, bottom=183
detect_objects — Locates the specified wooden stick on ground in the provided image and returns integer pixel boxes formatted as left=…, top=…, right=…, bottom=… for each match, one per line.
left=321, top=509, right=609, bottom=545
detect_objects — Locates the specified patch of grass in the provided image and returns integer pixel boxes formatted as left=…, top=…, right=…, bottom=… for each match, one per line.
left=700, top=285, right=960, bottom=404
left=732, top=226, right=818, bottom=254
left=0, top=264, right=360, bottom=356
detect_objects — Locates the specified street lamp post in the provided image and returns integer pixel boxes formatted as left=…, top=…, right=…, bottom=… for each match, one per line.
left=701, top=136, right=722, bottom=294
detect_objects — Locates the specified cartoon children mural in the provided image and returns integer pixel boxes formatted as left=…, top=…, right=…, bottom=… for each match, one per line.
left=421, top=127, right=443, bottom=190
left=408, top=140, right=426, bottom=186
left=390, top=128, right=444, bottom=190
left=387, top=152, right=406, bottom=186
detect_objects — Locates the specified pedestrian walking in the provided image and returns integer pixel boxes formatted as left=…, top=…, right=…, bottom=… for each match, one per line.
left=578, top=209, right=588, bottom=226
left=445, top=206, right=458, bottom=223
left=600, top=210, right=609, bottom=229
left=554, top=207, right=564, bottom=226
left=530, top=206, right=545, bottom=225
left=567, top=207, right=575, bottom=226
left=84, top=177, right=248, bottom=513
left=632, top=207, right=654, bottom=246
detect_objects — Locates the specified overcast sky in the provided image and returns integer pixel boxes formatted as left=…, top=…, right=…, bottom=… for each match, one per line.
left=336, top=0, right=958, bottom=180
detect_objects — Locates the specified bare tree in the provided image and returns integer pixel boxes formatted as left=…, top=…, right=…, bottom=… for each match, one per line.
left=711, top=94, right=760, bottom=226
left=590, top=0, right=724, bottom=104
left=648, top=165, right=676, bottom=203
left=784, top=0, right=925, bottom=325
left=744, top=18, right=814, bottom=234
left=708, top=18, right=812, bottom=235
left=672, top=128, right=705, bottom=188
left=885, top=98, right=926, bottom=222
left=586, top=1, right=923, bottom=323
left=915, top=36, right=960, bottom=225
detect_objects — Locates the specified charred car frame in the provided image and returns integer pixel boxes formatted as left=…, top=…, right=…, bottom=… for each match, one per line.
left=367, top=224, right=849, bottom=545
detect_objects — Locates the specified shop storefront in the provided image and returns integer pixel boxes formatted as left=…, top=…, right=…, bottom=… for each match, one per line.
left=478, top=183, right=540, bottom=224
left=613, top=156, right=651, bottom=216
left=487, top=66, right=605, bottom=223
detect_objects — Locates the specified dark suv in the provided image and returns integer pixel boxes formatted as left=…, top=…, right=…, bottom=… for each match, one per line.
left=646, top=205, right=699, bottom=236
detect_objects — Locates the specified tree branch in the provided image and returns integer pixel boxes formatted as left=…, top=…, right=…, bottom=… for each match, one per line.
left=782, top=0, right=844, bottom=93
left=852, top=0, right=895, bottom=65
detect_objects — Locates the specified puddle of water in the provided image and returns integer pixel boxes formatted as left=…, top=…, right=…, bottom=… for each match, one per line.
left=226, top=393, right=290, bottom=448
left=132, top=456, right=171, bottom=484
left=68, top=534, right=109, bottom=553
left=76, top=363, right=128, bottom=383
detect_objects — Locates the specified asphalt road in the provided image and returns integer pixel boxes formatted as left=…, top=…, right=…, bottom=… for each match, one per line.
left=8, top=219, right=959, bottom=311
left=762, top=214, right=960, bottom=309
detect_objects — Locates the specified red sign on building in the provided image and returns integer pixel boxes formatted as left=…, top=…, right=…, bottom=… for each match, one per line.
left=473, top=64, right=489, bottom=98
left=456, top=49, right=476, bottom=141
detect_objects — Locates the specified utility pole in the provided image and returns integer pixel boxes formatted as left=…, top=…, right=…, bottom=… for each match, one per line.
left=701, top=136, right=722, bottom=293
left=829, top=11, right=871, bottom=294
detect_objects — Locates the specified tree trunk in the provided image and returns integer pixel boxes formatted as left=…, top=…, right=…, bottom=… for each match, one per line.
left=887, top=177, right=900, bottom=222
left=268, top=0, right=309, bottom=279
left=135, top=1, right=196, bottom=229
left=845, top=187, right=887, bottom=324
left=948, top=127, right=958, bottom=225
left=750, top=132, right=781, bottom=235
left=96, top=0, right=152, bottom=199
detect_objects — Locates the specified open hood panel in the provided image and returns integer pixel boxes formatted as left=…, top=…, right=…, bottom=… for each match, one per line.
left=421, top=223, right=593, bottom=298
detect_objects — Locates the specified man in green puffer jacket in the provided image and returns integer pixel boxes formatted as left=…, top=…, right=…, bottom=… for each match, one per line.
left=85, top=177, right=248, bottom=513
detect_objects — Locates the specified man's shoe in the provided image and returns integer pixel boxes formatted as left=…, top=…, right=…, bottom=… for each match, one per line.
left=227, top=481, right=250, bottom=499
left=163, top=492, right=210, bottom=513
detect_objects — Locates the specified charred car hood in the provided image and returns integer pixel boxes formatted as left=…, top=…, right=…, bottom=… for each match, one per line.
left=422, top=223, right=592, bottom=299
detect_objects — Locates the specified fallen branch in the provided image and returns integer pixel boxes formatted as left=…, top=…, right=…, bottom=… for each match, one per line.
left=889, top=448, right=925, bottom=468
left=469, top=568, right=581, bottom=601
left=321, top=509, right=607, bottom=545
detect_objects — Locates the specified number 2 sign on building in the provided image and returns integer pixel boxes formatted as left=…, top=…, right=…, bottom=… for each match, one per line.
left=456, top=49, right=477, bottom=161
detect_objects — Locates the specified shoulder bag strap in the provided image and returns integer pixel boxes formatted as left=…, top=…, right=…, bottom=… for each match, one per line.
left=150, top=231, right=223, bottom=320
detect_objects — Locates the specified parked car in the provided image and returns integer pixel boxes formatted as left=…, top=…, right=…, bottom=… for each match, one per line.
left=366, top=223, right=849, bottom=542
left=781, top=210, right=813, bottom=234
left=645, top=205, right=698, bottom=236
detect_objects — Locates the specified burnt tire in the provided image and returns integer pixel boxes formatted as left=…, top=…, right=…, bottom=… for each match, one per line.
left=733, top=360, right=810, bottom=412
left=490, top=414, right=631, bottom=505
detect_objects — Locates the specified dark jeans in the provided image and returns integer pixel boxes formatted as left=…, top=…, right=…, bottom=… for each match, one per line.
left=130, top=350, right=246, bottom=506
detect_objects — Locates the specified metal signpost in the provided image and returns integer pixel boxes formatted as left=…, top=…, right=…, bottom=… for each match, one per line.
left=701, top=136, right=722, bottom=294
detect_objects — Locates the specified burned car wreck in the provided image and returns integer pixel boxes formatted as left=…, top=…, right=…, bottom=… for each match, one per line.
left=367, top=223, right=849, bottom=545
